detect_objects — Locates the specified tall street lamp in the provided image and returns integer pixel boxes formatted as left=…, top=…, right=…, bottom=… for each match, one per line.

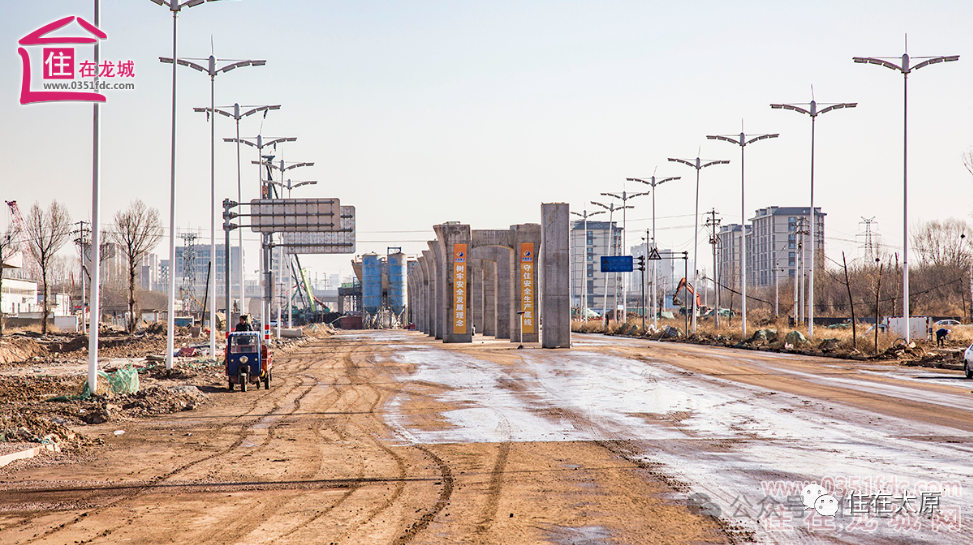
left=590, top=200, right=634, bottom=321
left=570, top=208, right=605, bottom=322
left=667, top=155, right=729, bottom=334
left=600, top=189, right=648, bottom=317
left=707, top=130, right=779, bottom=338
left=628, top=175, right=681, bottom=328
left=165, top=54, right=265, bottom=359
left=147, top=0, right=224, bottom=371
left=195, top=103, right=280, bottom=317
left=853, top=49, right=959, bottom=343
left=770, top=97, right=856, bottom=339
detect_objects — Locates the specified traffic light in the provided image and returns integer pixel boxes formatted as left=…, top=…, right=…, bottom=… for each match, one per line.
left=636, top=255, right=645, bottom=272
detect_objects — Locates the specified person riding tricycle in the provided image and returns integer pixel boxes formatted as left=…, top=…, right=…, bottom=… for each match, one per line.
left=225, top=330, right=273, bottom=392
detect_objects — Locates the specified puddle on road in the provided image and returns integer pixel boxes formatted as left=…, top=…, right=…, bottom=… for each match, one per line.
left=545, top=525, right=613, bottom=544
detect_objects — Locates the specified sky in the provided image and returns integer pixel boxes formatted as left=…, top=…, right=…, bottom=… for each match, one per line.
left=3, top=0, right=973, bottom=285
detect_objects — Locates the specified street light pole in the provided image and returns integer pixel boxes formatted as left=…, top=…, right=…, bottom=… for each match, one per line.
left=570, top=209, right=605, bottom=322
left=591, top=201, right=634, bottom=323
left=771, top=97, right=856, bottom=338
left=165, top=54, right=265, bottom=359
left=628, top=175, right=681, bottom=328
left=195, top=104, right=280, bottom=319
left=707, top=131, right=779, bottom=338
left=149, top=0, right=223, bottom=372
left=853, top=49, right=959, bottom=343
left=667, top=156, right=729, bottom=334
left=600, top=189, right=647, bottom=320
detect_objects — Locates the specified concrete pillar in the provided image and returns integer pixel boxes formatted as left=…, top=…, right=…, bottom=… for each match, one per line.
left=509, top=224, right=542, bottom=344
left=471, top=263, right=484, bottom=336
left=434, top=223, right=473, bottom=343
left=482, top=259, right=497, bottom=336
left=425, top=245, right=441, bottom=339
left=412, top=260, right=423, bottom=333
left=420, top=251, right=434, bottom=335
left=542, top=203, right=571, bottom=348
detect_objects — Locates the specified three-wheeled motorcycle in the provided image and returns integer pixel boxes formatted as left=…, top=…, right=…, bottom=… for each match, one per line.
left=225, top=331, right=273, bottom=391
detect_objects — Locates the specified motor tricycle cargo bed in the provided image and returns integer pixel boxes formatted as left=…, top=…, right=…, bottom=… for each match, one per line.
left=225, top=332, right=273, bottom=391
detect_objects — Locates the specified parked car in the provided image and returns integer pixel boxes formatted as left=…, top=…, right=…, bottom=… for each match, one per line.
left=964, top=343, right=973, bottom=379
left=936, top=319, right=961, bottom=326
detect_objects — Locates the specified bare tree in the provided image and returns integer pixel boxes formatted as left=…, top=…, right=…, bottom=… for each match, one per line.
left=912, top=218, right=972, bottom=269
left=110, top=200, right=163, bottom=333
left=25, top=200, right=72, bottom=335
left=0, top=222, right=22, bottom=337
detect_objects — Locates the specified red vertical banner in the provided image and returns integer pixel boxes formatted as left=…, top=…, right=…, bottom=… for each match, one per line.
left=453, top=244, right=468, bottom=334
left=520, top=243, right=535, bottom=334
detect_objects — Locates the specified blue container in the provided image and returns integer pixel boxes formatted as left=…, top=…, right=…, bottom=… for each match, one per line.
left=362, top=253, right=383, bottom=315
left=387, top=252, right=408, bottom=315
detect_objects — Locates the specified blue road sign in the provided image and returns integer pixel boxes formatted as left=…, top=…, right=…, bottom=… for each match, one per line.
left=601, top=256, right=633, bottom=273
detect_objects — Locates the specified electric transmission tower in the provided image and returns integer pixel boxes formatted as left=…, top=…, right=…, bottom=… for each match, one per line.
left=181, top=232, right=198, bottom=312
left=859, top=217, right=878, bottom=261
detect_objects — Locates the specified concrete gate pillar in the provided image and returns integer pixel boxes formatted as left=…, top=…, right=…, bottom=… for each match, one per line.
left=541, top=203, right=571, bottom=348
left=417, top=253, right=429, bottom=334
left=470, top=262, right=484, bottom=336
left=434, top=223, right=473, bottom=343
left=426, top=244, right=443, bottom=339
left=509, top=224, right=542, bottom=344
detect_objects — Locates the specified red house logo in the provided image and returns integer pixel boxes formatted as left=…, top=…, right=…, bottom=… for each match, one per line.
left=18, top=16, right=107, bottom=104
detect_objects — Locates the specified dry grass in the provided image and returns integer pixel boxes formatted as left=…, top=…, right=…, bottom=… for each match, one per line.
left=572, top=313, right=969, bottom=356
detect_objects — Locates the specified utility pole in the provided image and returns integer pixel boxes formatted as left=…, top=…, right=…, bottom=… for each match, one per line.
left=704, top=209, right=721, bottom=328
left=796, top=217, right=810, bottom=326
left=73, top=221, right=90, bottom=334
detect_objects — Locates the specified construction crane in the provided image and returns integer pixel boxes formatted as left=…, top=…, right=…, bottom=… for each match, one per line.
left=5, top=200, right=38, bottom=276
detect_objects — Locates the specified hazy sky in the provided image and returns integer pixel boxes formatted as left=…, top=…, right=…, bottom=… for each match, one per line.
left=4, top=1, right=973, bottom=282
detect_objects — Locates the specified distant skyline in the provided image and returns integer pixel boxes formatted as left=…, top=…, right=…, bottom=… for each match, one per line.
left=4, top=1, right=973, bottom=282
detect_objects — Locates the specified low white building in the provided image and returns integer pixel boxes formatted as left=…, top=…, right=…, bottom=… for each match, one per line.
left=1, top=278, right=39, bottom=315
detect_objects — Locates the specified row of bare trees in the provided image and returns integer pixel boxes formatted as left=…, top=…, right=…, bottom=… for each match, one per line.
left=739, top=217, right=973, bottom=322
left=1, top=199, right=162, bottom=336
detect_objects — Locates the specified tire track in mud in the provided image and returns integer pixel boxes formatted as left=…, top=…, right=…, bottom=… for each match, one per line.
left=475, top=414, right=512, bottom=536
left=198, top=343, right=370, bottom=545
left=392, top=445, right=454, bottom=545
left=276, top=344, right=413, bottom=544
left=9, top=343, right=331, bottom=545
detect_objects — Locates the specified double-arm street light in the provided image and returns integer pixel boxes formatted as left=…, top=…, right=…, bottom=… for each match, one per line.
left=165, top=54, right=266, bottom=359
left=853, top=49, right=959, bottom=343
left=570, top=209, right=605, bottom=322
left=194, top=104, right=280, bottom=317
left=147, top=0, right=224, bottom=371
left=627, top=175, right=681, bottom=328
left=667, top=156, right=729, bottom=334
left=770, top=97, right=856, bottom=339
left=600, top=189, right=648, bottom=316
left=707, top=131, right=779, bottom=338
left=590, top=200, right=634, bottom=321
left=271, top=179, right=318, bottom=198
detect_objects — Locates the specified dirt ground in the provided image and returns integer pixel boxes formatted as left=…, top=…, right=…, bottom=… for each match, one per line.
left=0, top=333, right=727, bottom=545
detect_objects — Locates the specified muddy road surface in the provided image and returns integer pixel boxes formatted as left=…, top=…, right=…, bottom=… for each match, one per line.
left=2, top=330, right=970, bottom=544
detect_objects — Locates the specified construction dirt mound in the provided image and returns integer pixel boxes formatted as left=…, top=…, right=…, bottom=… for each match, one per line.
left=0, top=336, right=48, bottom=365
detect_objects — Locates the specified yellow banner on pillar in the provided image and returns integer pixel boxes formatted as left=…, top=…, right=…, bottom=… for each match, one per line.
left=453, top=243, right=467, bottom=334
left=520, top=242, right=535, bottom=334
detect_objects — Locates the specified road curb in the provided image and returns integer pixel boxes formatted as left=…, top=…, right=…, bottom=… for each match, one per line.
left=0, top=443, right=60, bottom=468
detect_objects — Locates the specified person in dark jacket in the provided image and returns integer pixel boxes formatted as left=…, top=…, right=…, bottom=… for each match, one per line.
left=235, top=315, right=253, bottom=332
left=936, top=327, right=949, bottom=347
